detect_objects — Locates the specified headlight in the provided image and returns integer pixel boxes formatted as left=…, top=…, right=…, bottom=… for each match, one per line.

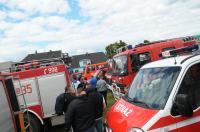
left=128, top=128, right=144, bottom=132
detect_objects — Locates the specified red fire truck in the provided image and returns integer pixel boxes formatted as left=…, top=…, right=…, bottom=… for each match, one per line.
left=0, top=73, right=26, bottom=132
left=111, top=36, right=198, bottom=94
left=2, top=59, right=72, bottom=132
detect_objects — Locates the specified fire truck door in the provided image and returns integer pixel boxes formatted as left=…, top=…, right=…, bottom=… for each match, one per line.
left=37, top=73, right=67, bottom=118
left=0, top=81, right=15, bottom=132
left=14, top=78, right=40, bottom=108
left=171, top=63, right=200, bottom=131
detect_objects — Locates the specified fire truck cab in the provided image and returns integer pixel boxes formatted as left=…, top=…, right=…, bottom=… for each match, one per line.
left=5, top=59, right=72, bottom=132
left=111, top=37, right=198, bottom=93
left=0, top=73, right=25, bottom=132
left=106, top=44, right=200, bottom=132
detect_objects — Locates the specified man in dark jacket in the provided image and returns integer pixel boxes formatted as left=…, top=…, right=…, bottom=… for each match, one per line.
left=65, top=90, right=95, bottom=132
left=86, top=88, right=106, bottom=132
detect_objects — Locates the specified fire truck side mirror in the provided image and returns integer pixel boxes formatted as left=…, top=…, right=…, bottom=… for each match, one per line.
left=175, top=94, right=193, bottom=117
left=132, top=65, right=140, bottom=72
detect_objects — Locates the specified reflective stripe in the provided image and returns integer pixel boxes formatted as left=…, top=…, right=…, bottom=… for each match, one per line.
left=149, top=116, right=200, bottom=132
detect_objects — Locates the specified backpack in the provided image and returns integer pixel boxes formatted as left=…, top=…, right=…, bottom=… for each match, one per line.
left=55, top=93, right=75, bottom=115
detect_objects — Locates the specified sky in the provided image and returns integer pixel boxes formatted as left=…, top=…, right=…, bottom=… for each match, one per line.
left=0, top=0, right=200, bottom=62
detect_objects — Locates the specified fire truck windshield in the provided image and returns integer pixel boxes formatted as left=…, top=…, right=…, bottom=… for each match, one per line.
left=112, top=55, right=128, bottom=76
left=127, top=67, right=180, bottom=109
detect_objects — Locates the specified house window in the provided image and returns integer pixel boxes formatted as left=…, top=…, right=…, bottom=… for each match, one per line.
left=79, top=59, right=91, bottom=67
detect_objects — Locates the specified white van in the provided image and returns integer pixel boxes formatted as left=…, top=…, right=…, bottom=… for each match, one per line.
left=106, top=45, right=200, bottom=132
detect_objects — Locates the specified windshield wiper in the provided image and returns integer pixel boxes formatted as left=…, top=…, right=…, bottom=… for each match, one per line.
left=132, top=98, right=151, bottom=108
left=124, top=96, right=132, bottom=102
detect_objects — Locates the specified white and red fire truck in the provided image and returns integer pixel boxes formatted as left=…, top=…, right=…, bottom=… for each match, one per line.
left=106, top=44, right=200, bottom=132
left=0, top=73, right=26, bottom=132
left=3, top=59, right=72, bottom=131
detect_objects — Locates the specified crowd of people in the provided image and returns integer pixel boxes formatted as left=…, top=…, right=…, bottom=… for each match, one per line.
left=55, top=73, right=109, bottom=132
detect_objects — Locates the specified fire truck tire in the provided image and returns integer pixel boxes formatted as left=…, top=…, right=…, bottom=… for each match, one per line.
left=26, top=114, right=42, bottom=132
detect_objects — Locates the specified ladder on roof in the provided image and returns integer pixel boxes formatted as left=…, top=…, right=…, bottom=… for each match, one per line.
left=15, top=58, right=64, bottom=66
left=13, top=76, right=31, bottom=132
left=14, top=58, right=65, bottom=72
left=0, top=58, right=65, bottom=73
left=134, top=35, right=200, bottom=48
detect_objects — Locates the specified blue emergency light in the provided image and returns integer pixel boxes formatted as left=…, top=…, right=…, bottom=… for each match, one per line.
left=127, top=45, right=132, bottom=49
left=160, top=44, right=199, bottom=58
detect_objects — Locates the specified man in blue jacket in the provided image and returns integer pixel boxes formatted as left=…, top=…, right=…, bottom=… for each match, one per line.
left=89, top=75, right=97, bottom=88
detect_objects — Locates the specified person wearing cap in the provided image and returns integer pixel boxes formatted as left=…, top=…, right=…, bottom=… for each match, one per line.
left=89, top=75, right=97, bottom=88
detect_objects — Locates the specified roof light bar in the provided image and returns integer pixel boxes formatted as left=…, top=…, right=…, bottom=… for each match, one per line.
left=182, top=36, right=194, bottom=42
left=160, top=44, right=199, bottom=58
left=116, top=45, right=132, bottom=54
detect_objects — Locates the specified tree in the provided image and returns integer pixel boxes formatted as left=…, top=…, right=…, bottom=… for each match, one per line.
left=105, top=40, right=127, bottom=58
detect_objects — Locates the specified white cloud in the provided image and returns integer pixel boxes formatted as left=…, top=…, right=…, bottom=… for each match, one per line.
left=7, top=11, right=27, bottom=20
left=4, top=21, right=45, bottom=38
left=0, top=39, right=38, bottom=62
left=0, top=21, right=13, bottom=30
left=0, top=10, right=6, bottom=20
left=3, top=16, right=80, bottom=42
left=79, top=0, right=200, bottom=41
left=0, top=0, right=200, bottom=62
left=1, top=0, right=70, bottom=14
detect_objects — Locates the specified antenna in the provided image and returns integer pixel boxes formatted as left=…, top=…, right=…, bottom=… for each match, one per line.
left=174, top=57, right=177, bottom=65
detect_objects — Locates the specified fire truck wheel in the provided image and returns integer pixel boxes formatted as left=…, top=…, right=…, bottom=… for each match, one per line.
left=26, top=114, right=42, bottom=132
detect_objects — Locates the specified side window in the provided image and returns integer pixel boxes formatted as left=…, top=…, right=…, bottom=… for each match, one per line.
left=97, top=65, right=102, bottom=70
left=130, top=54, right=139, bottom=71
left=138, top=52, right=151, bottom=66
left=79, top=59, right=91, bottom=67
left=177, top=63, right=200, bottom=110
left=162, top=47, right=175, bottom=52
left=89, top=66, right=95, bottom=71
left=130, top=53, right=151, bottom=71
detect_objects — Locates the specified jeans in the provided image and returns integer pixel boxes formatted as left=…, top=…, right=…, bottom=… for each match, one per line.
left=95, top=118, right=103, bottom=132
left=85, top=126, right=96, bottom=132
left=99, top=90, right=107, bottom=105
